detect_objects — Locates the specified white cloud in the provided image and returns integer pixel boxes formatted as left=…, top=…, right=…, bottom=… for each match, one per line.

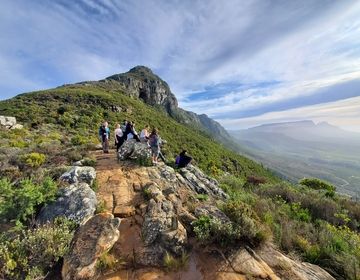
left=218, top=96, right=360, bottom=132
left=1, top=0, right=360, bottom=134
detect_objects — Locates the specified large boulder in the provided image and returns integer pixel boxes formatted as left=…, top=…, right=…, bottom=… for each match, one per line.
left=37, top=182, right=97, bottom=224
left=118, top=139, right=151, bottom=161
left=60, top=166, right=96, bottom=186
left=180, top=165, right=228, bottom=199
left=0, top=116, right=22, bottom=129
left=62, top=213, right=121, bottom=280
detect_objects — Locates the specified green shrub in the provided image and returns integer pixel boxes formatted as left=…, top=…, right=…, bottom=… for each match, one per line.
left=136, top=155, right=152, bottom=167
left=290, top=202, right=311, bottom=222
left=21, top=153, right=46, bottom=168
left=195, top=194, right=208, bottom=201
left=192, top=208, right=268, bottom=247
left=8, top=139, right=27, bottom=148
left=223, top=200, right=269, bottom=245
left=0, top=177, right=58, bottom=225
left=81, top=157, right=97, bottom=167
left=95, top=199, right=107, bottom=214
left=192, top=216, right=213, bottom=242
left=299, top=178, right=336, bottom=193
left=163, top=251, right=189, bottom=272
left=96, top=251, right=119, bottom=272
left=71, top=135, right=89, bottom=146
left=0, top=218, right=76, bottom=280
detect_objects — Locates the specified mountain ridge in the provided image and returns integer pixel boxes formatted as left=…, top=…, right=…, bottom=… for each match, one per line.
left=69, top=65, right=232, bottom=145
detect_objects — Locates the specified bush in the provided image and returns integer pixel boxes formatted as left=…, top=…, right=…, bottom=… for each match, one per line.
left=195, top=194, right=208, bottom=201
left=21, top=153, right=46, bottom=168
left=223, top=200, right=269, bottom=245
left=163, top=251, right=189, bottom=272
left=96, top=251, right=119, bottom=273
left=299, top=178, right=336, bottom=193
left=136, top=155, right=153, bottom=167
left=0, top=218, right=76, bottom=280
left=71, top=135, right=89, bottom=146
left=192, top=203, right=269, bottom=247
left=81, top=157, right=97, bottom=167
left=246, top=175, right=267, bottom=186
left=0, top=177, right=58, bottom=225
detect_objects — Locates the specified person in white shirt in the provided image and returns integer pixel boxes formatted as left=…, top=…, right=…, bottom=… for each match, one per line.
left=140, top=125, right=150, bottom=142
left=114, top=123, right=124, bottom=151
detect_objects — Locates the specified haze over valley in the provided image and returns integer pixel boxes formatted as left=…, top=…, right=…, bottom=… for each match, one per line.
left=231, top=120, right=360, bottom=197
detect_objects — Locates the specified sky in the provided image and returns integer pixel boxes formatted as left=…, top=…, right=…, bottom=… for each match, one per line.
left=1, top=0, right=360, bottom=132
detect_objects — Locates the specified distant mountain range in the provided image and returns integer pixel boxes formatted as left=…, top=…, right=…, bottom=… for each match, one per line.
left=231, top=120, right=360, bottom=197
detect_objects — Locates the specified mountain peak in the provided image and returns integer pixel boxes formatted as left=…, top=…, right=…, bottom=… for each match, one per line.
left=128, top=65, right=154, bottom=75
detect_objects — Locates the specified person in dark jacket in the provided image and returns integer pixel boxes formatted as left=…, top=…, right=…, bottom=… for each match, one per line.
left=98, top=121, right=110, bottom=153
left=175, top=150, right=192, bottom=168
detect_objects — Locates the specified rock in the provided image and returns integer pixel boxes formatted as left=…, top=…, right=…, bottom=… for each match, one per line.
left=60, top=166, right=96, bottom=186
left=106, top=66, right=178, bottom=113
left=256, top=245, right=336, bottom=280
left=118, top=140, right=151, bottom=161
left=62, top=213, right=121, bottom=280
left=194, top=204, right=231, bottom=223
left=0, top=116, right=21, bottom=129
left=180, top=165, right=228, bottom=199
left=110, top=105, right=122, bottom=112
left=37, top=182, right=97, bottom=224
left=11, top=124, right=23, bottom=129
left=141, top=183, right=187, bottom=264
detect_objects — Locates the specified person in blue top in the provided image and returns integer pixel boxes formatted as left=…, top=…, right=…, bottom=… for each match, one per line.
left=98, top=121, right=110, bottom=153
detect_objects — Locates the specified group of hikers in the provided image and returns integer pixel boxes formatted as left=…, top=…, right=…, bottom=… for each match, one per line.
left=98, top=120, right=192, bottom=167
left=99, top=120, right=161, bottom=164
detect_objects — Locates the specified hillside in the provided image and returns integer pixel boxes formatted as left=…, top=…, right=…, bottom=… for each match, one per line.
left=72, top=66, right=233, bottom=147
left=0, top=85, right=273, bottom=180
left=231, top=121, right=360, bottom=198
left=0, top=69, right=359, bottom=280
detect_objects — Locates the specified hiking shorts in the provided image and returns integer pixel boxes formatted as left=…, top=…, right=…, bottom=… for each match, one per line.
left=151, top=146, right=160, bottom=157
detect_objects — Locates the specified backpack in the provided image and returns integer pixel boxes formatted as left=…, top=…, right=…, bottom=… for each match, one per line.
left=149, top=134, right=159, bottom=147
left=99, top=126, right=107, bottom=140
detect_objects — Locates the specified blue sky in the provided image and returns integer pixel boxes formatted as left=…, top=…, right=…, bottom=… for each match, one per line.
left=1, top=0, right=360, bottom=131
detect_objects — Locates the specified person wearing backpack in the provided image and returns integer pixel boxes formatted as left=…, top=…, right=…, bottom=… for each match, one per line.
left=114, top=123, right=124, bottom=152
left=98, top=121, right=110, bottom=153
left=149, top=128, right=161, bottom=164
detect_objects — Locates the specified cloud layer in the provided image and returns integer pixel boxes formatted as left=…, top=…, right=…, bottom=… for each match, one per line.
left=1, top=0, right=360, bottom=131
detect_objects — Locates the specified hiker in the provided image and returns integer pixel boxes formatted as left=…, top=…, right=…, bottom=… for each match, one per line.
left=114, top=123, right=124, bottom=151
left=140, top=125, right=150, bottom=142
left=149, top=128, right=161, bottom=164
left=175, top=150, right=192, bottom=168
left=98, top=121, right=110, bottom=153
left=120, top=120, right=128, bottom=133
left=126, top=122, right=140, bottom=142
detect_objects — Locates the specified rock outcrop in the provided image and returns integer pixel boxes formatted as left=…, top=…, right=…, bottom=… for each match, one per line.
left=93, top=150, right=336, bottom=280
left=60, top=166, right=97, bottom=186
left=140, top=182, right=188, bottom=265
left=180, top=165, right=228, bottom=199
left=106, top=66, right=178, bottom=114
left=62, top=213, right=121, bottom=280
left=117, top=139, right=151, bottom=161
left=37, top=182, right=97, bottom=224
left=0, top=116, right=23, bottom=129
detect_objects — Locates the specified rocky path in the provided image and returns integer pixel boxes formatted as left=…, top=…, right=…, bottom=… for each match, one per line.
left=93, top=150, right=206, bottom=280
left=93, top=149, right=335, bottom=280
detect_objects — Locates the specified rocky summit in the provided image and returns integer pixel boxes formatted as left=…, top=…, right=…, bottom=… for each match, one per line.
left=90, top=145, right=335, bottom=280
